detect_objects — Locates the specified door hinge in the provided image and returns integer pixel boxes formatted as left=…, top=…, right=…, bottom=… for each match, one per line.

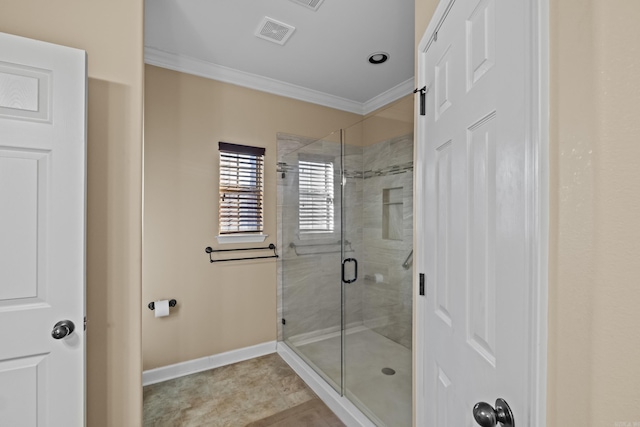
left=282, top=318, right=286, bottom=325
left=84, top=316, right=87, bottom=331
left=419, top=273, right=426, bottom=296
left=414, top=86, right=427, bottom=116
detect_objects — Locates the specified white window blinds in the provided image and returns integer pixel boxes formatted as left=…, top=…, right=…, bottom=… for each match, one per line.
left=299, top=159, right=334, bottom=233
left=219, top=142, right=265, bottom=234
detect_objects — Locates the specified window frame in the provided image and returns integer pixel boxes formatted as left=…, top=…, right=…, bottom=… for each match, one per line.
left=217, top=142, right=267, bottom=243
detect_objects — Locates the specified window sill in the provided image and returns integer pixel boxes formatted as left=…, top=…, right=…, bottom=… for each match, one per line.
left=216, top=234, right=269, bottom=244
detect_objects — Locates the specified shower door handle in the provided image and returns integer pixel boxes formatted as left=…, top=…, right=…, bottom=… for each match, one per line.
left=342, top=258, right=358, bottom=284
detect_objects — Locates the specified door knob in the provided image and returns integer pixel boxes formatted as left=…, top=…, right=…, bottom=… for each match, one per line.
left=473, top=398, right=514, bottom=427
left=51, top=320, right=75, bottom=339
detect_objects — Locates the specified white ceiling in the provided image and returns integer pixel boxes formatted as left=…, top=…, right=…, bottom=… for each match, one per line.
left=144, top=0, right=415, bottom=115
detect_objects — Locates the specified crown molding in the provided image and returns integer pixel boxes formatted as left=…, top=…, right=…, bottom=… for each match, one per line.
left=362, top=77, right=414, bottom=115
left=145, top=47, right=364, bottom=114
left=144, top=47, right=414, bottom=116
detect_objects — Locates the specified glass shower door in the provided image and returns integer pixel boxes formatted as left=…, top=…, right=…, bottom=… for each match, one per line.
left=279, top=131, right=344, bottom=393
left=341, top=111, right=414, bottom=427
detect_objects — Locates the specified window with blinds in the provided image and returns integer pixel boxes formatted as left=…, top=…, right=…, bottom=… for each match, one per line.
left=218, top=142, right=265, bottom=234
left=298, top=159, right=334, bottom=233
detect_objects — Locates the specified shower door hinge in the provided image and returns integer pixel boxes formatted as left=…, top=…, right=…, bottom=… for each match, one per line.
left=413, top=86, right=427, bottom=116
left=419, top=273, right=425, bottom=296
left=282, top=318, right=286, bottom=325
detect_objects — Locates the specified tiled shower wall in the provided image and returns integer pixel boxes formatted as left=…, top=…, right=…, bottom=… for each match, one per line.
left=360, top=134, right=413, bottom=349
left=277, top=132, right=413, bottom=350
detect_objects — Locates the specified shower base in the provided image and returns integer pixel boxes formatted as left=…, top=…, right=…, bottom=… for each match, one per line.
left=282, top=327, right=412, bottom=427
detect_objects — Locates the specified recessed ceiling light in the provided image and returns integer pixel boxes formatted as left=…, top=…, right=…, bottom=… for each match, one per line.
left=368, top=52, right=389, bottom=65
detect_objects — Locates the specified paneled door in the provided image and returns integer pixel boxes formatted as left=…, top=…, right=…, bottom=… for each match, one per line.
left=415, top=0, right=545, bottom=426
left=0, top=33, right=86, bottom=425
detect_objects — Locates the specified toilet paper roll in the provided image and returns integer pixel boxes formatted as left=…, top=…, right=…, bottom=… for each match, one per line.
left=154, top=299, right=170, bottom=318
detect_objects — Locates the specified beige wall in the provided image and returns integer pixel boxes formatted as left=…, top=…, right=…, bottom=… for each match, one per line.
left=548, top=0, right=640, bottom=425
left=143, top=65, right=361, bottom=370
left=361, top=95, right=415, bottom=146
left=415, top=0, right=440, bottom=52
left=415, top=0, right=640, bottom=424
left=0, top=2, right=144, bottom=427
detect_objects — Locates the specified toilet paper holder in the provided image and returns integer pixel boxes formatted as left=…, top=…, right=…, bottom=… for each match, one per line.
left=148, top=299, right=177, bottom=311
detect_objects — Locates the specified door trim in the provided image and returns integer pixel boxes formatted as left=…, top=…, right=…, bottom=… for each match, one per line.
left=413, top=0, right=549, bottom=425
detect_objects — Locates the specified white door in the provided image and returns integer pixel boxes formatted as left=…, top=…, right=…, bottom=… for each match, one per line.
left=0, top=33, right=86, bottom=426
left=416, top=0, right=545, bottom=425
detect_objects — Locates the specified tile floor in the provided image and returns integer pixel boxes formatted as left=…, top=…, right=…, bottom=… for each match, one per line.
left=143, top=353, right=345, bottom=427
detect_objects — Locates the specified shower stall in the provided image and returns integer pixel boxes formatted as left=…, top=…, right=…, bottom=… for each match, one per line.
left=276, top=98, right=414, bottom=427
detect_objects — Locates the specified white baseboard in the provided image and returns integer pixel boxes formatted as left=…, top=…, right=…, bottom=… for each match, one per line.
left=142, top=341, right=277, bottom=386
left=277, top=342, right=376, bottom=427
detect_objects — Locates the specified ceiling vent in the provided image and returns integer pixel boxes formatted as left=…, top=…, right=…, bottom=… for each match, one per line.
left=289, top=0, right=324, bottom=11
left=255, top=17, right=296, bottom=45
